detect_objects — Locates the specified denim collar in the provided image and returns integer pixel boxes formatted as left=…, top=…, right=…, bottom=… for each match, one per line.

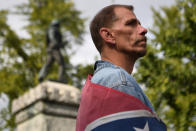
left=94, top=60, right=117, bottom=74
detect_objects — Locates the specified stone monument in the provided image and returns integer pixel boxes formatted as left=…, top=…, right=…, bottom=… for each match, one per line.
left=12, top=81, right=80, bottom=131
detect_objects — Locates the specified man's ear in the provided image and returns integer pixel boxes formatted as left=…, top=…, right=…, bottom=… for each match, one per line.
left=99, top=27, right=115, bottom=44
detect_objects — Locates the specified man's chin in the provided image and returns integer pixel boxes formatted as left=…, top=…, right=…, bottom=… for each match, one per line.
left=123, top=48, right=147, bottom=58
left=136, top=49, right=147, bottom=58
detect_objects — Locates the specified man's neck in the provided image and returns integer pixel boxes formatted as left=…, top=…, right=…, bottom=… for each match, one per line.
left=101, top=52, right=136, bottom=74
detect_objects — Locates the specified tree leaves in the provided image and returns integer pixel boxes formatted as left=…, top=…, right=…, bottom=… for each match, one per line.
left=0, top=0, right=86, bottom=130
left=135, top=0, right=196, bottom=130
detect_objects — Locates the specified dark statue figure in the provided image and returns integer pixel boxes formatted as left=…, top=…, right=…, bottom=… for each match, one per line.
left=38, top=20, right=67, bottom=83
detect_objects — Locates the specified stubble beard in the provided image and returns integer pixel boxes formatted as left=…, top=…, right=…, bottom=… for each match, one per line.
left=133, top=37, right=147, bottom=58
left=123, top=44, right=147, bottom=60
left=135, top=49, right=147, bottom=58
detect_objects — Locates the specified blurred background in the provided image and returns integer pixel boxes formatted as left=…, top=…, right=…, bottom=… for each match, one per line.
left=0, top=0, right=195, bottom=131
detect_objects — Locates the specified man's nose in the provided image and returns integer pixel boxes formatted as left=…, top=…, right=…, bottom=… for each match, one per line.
left=139, top=25, right=148, bottom=35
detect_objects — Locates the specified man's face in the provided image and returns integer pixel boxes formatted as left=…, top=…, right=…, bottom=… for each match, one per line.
left=111, top=7, right=148, bottom=58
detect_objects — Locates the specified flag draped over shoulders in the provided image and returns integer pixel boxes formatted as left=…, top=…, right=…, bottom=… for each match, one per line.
left=76, top=75, right=166, bottom=131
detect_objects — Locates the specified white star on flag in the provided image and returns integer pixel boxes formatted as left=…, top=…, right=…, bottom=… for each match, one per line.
left=134, top=122, right=149, bottom=131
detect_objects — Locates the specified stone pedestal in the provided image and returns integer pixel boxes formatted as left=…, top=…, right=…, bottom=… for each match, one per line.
left=12, top=81, right=81, bottom=131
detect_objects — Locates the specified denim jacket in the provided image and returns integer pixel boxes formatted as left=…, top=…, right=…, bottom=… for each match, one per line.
left=91, top=60, right=155, bottom=112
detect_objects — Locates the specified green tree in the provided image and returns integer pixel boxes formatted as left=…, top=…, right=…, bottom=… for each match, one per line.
left=134, top=0, right=196, bottom=130
left=0, top=10, right=28, bottom=130
left=0, top=0, right=86, bottom=130
left=73, top=64, right=94, bottom=88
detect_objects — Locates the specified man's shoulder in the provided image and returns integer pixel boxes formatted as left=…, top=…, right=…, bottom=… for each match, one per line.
left=91, top=66, right=129, bottom=88
left=94, top=66, right=121, bottom=77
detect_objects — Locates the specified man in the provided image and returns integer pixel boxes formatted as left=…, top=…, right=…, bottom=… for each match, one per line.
left=38, top=20, right=67, bottom=83
left=76, top=4, right=166, bottom=131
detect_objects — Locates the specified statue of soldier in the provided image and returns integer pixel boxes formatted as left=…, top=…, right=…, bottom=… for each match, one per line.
left=38, top=20, right=67, bottom=83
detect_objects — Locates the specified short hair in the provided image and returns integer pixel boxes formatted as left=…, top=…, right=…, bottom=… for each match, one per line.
left=90, top=4, right=134, bottom=53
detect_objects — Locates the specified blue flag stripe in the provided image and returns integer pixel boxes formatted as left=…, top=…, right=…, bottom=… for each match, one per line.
left=85, top=110, right=159, bottom=131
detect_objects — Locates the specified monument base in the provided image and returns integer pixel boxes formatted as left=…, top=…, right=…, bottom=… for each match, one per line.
left=12, top=81, right=81, bottom=131
left=17, top=113, right=76, bottom=131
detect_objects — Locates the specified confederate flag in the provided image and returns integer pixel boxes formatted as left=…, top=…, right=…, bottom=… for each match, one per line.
left=76, top=75, right=167, bottom=131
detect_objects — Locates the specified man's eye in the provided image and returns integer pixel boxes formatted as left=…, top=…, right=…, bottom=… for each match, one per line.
left=126, top=20, right=137, bottom=26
